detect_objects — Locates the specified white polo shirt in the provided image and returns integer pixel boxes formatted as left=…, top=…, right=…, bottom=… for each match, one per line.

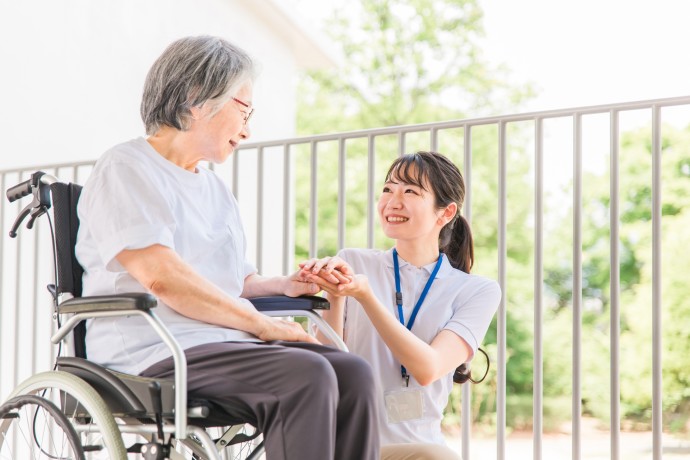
left=76, top=137, right=259, bottom=376
left=338, top=248, right=501, bottom=446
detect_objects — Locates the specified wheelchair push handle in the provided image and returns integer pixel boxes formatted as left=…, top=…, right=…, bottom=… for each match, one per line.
left=6, top=171, right=57, bottom=238
left=6, top=177, right=34, bottom=203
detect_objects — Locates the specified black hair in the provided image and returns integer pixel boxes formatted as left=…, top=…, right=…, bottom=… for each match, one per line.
left=384, top=151, right=474, bottom=273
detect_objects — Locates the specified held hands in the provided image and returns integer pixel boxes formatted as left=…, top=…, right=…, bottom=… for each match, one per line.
left=300, top=256, right=353, bottom=284
left=282, top=270, right=322, bottom=298
left=299, top=256, right=371, bottom=300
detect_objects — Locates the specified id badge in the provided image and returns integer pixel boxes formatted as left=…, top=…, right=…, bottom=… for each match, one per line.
left=384, top=386, right=424, bottom=424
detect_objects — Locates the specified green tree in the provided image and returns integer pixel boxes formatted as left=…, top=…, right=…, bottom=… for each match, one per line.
left=541, top=125, right=690, bottom=432
left=297, top=0, right=531, bottom=134
left=616, top=126, right=690, bottom=431
left=294, top=0, right=533, bottom=261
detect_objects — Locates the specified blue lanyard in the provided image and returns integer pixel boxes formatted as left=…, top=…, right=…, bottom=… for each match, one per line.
left=392, top=248, right=444, bottom=385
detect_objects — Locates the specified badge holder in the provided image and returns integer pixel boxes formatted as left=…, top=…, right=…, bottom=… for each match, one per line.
left=384, top=379, right=425, bottom=424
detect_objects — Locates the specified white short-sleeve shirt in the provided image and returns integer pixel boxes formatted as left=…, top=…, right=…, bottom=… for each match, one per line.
left=76, top=137, right=260, bottom=375
left=338, top=248, right=501, bottom=446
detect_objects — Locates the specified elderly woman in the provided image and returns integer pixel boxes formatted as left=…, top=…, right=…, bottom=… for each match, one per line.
left=75, top=36, right=379, bottom=460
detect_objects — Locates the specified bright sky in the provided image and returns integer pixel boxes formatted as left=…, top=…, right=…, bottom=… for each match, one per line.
left=291, top=0, right=690, bottom=113
left=479, top=0, right=690, bottom=112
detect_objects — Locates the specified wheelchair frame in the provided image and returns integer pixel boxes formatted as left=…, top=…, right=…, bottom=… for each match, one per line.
left=2, top=171, right=348, bottom=460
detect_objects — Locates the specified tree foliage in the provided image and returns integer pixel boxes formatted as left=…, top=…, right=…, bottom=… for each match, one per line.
left=297, top=0, right=532, bottom=134
left=294, top=0, right=532, bottom=263
left=294, top=0, right=690, bottom=434
left=542, top=125, right=690, bottom=431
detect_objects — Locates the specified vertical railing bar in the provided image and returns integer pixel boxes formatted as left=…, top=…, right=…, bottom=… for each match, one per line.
left=463, top=125, right=472, bottom=220
left=534, top=118, right=544, bottom=460
left=32, top=219, right=41, bottom=375
left=282, top=144, right=292, bottom=275
left=609, top=109, right=621, bottom=460
left=572, top=114, right=583, bottom=460
left=310, top=141, right=318, bottom=258
left=52, top=168, right=62, bottom=366
left=256, top=147, right=264, bottom=274
left=0, top=173, right=5, bottom=385
left=232, top=148, right=240, bottom=199
left=398, top=131, right=406, bottom=156
left=338, top=138, right=346, bottom=251
left=462, top=123, right=472, bottom=460
left=497, top=121, right=507, bottom=460
left=367, top=135, right=376, bottom=249
left=651, top=105, right=663, bottom=460
left=430, top=127, right=439, bottom=152
left=13, top=172, right=26, bottom=388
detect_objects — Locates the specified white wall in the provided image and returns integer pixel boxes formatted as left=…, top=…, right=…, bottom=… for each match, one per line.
left=0, top=0, right=304, bottom=171
left=0, top=0, right=334, bottom=278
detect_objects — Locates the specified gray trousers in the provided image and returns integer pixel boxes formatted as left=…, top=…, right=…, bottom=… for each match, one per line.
left=140, top=341, right=380, bottom=460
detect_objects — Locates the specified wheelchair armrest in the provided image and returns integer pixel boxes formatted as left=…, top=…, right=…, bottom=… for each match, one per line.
left=58, top=293, right=157, bottom=314
left=249, top=295, right=347, bottom=351
left=248, top=295, right=329, bottom=312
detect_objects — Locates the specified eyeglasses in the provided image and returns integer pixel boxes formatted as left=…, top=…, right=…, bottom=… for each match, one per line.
left=232, top=97, right=254, bottom=125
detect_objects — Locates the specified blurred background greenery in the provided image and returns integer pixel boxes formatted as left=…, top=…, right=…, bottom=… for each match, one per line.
left=292, top=0, right=690, bottom=436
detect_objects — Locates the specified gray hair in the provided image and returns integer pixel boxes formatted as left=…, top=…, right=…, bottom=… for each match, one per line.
left=140, top=35, right=256, bottom=135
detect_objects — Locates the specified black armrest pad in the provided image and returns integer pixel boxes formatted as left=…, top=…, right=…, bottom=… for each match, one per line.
left=58, top=293, right=157, bottom=314
left=248, top=295, right=329, bottom=312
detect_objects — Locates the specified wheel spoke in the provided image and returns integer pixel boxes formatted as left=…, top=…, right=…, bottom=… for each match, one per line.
left=0, top=395, right=82, bottom=459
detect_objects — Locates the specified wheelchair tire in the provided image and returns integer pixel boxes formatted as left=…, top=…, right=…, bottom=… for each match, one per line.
left=7, top=371, right=127, bottom=460
left=0, top=394, right=85, bottom=459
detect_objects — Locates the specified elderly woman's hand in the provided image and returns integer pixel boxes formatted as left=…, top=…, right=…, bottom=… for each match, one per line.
left=298, top=256, right=354, bottom=285
left=255, top=316, right=320, bottom=344
left=282, top=270, right=323, bottom=298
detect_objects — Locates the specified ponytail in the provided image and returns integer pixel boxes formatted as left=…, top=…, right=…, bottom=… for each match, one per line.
left=440, top=214, right=474, bottom=273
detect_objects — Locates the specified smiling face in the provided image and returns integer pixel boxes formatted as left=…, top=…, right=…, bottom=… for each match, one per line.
left=377, top=166, right=453, bottom=245
left=188, top=81, right=253, bottom=164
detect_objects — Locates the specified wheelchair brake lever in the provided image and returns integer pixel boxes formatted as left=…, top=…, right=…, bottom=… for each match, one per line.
left=26, top=206, right=48, bottom=230
left=47, top=284, right=58, bottom=302
left=8, top=202, right=33, bottom=238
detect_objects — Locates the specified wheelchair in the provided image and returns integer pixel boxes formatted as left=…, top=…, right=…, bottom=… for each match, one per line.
left=0, top=171, right=347, bottom=459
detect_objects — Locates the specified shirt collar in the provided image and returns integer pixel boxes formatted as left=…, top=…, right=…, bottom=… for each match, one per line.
left=383, top=247, right=453, bottom=279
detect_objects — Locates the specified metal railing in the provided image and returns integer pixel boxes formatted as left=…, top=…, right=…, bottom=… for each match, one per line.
left=2, top=95, right=690, bottom=459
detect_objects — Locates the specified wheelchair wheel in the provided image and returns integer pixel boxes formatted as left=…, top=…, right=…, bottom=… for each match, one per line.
left=0, top=394, right=84, bottom=459
left=8, top=371, right=127, bottom=460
